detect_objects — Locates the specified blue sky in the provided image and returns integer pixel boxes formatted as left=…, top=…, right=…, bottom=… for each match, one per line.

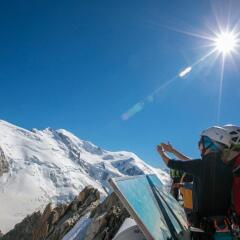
left=0, top=0, right=240, bottom=167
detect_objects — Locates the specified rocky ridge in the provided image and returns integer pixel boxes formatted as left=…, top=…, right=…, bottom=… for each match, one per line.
left=0, top=146, right=9, bottom=176
left=0, top=186, right=129, bottom=240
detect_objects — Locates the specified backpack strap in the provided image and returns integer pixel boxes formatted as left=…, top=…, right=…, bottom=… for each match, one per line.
left=180, top=173, right=186, bottom=184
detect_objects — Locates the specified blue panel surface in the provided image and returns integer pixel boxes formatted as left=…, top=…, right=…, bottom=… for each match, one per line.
left=147, top=175, right=188, bottom=233
left=111, top=174, right=188, bottom=240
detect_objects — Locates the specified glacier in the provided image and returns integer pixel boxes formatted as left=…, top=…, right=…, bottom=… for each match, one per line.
left=0, top=120, right=169, bottom=233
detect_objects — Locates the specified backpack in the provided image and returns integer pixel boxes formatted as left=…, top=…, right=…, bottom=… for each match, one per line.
left=179, top=173, right=193, bottom=210
left=233, top=155, right=240, bottom=216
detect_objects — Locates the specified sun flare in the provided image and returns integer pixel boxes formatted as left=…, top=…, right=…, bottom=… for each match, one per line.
left=214, top=31, right=238, bottom=55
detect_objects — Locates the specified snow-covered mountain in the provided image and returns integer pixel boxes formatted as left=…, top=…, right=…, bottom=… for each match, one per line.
left=0, top=120, right=169, bottom=233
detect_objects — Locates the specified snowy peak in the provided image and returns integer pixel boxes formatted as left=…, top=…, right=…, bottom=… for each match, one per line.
left=0, top=120, right=169, bottom=233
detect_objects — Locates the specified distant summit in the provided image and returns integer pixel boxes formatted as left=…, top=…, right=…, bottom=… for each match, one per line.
left=0, top=120, right=169, bottom=233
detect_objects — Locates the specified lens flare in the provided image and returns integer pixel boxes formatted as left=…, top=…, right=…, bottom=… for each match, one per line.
left=214, top=31, right=238, bottom=55
left=122, top=13, right=240, bottom=122
left=179, top=67, right=192, bottom=78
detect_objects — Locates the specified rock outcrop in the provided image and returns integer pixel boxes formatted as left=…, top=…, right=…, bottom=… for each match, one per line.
left=1, top=186, right=100, bottom=240
left=1, top=186, right=129, bottom=240
left=0, top=146, right=9, bottom=176
left=84, top=192, right=129, bottom=240
left=0, top=212, right=42, bottom=240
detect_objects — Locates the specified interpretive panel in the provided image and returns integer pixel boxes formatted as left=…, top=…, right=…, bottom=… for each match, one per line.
left=109, top=174, right=189, bottom=240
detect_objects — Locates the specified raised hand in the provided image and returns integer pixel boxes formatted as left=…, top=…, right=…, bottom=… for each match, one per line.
left=156, top=144, right=171, bottom=165
left=156, top=144, right=163, bottom=154
left=161, top=142, right=174, bottom=153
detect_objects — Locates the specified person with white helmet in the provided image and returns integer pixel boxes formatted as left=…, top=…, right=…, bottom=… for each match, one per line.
left=157, top=126, right=233, bottom=238
left=223, top=124, right=240, bottom=146
left=221, top=124, right=240, bottom=163
left=200, top=126, right=232, bottom=150
left=222, top=124, right=240, bottom=225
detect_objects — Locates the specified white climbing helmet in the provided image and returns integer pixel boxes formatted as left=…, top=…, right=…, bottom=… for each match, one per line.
left=223, top=124, right=240, bottom=146
left=201, top=126, right=231, bottom=148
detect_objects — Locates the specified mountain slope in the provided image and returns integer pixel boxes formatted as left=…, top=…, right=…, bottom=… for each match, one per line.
left=0, top=120, right=169, bottom=233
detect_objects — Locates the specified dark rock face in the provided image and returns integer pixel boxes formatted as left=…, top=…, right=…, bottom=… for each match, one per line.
left=1, top=186, right=100, bottom=240
left=84, top=192, right=130, bottom=240
left=0, top=146, right=9, bottom=176
left=0, top=212, right=41, bottom=240
left=1, top=186, right=129, bottom=240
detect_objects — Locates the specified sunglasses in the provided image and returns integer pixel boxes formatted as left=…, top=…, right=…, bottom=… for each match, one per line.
left=198, top=136, right=213, bottom=149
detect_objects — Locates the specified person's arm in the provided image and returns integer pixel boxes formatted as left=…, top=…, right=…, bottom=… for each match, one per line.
left=156, top=144, right=171, bottom=165
left=157, top=144, right=202, bottom=178
left=161, top=143, right=191, bottom=161
left=172, top=148, right=191, bottom=161
left=168, top=159, right=201, bottom=178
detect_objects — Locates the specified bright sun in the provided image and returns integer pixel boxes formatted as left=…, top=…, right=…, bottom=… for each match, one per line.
left=214, top=31, right=238, bottom=55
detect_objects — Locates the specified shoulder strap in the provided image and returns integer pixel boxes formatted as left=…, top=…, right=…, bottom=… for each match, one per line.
left=180, top=173, right=186, bottom=184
